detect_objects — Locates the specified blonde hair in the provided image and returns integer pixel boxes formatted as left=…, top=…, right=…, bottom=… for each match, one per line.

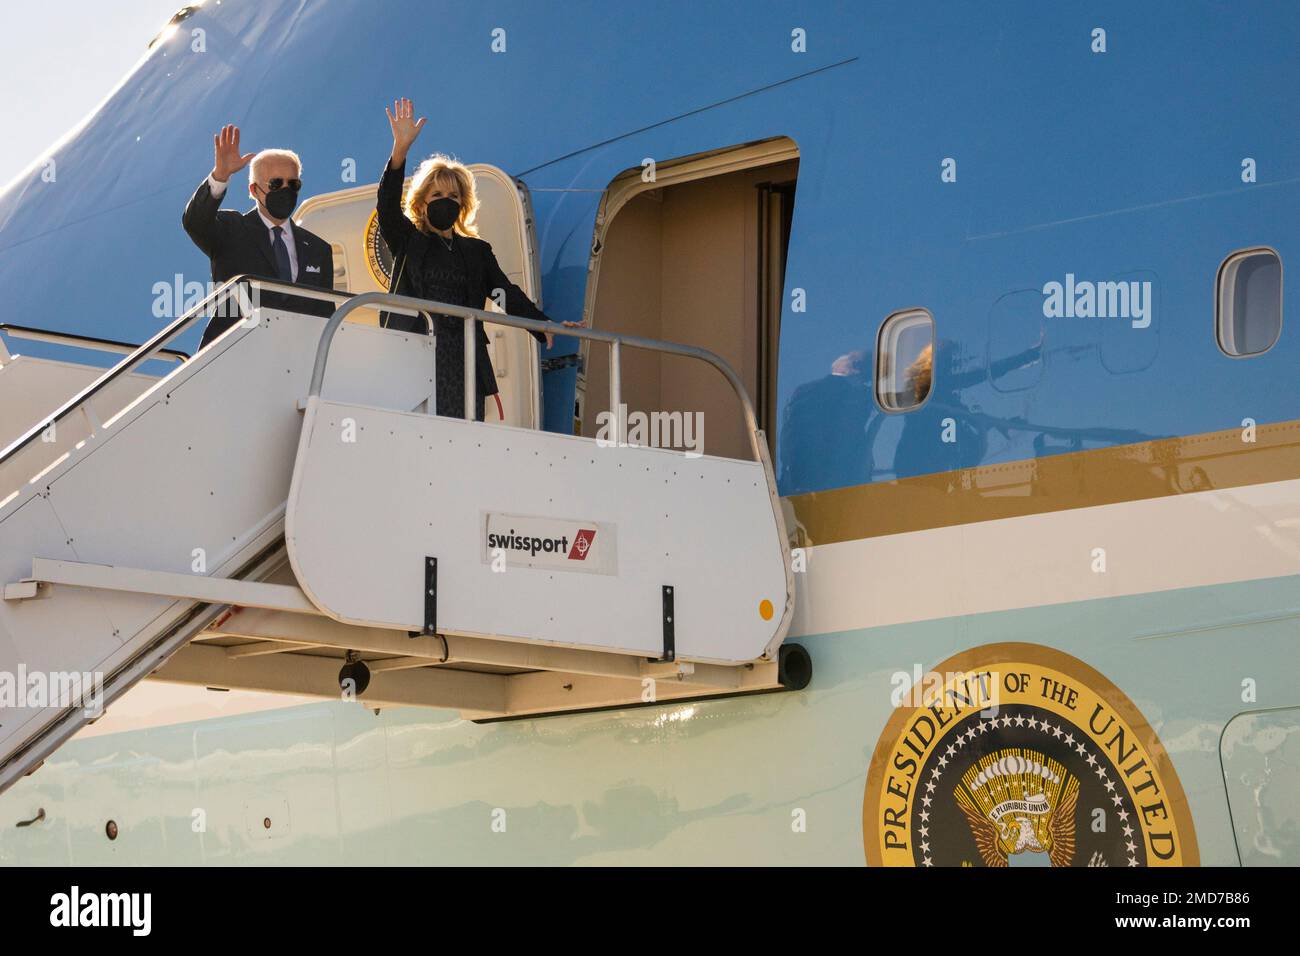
left=404, top=152, right=479, bottom=237
left=249, top=148, right=302, bottom=185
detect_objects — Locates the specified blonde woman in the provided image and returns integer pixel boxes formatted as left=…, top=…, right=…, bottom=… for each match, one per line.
left=378, top=98, right=571, bottom=420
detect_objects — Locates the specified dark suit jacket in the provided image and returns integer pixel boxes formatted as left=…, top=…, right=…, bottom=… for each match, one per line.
left=375, top=160, right=553, bottom=397
left=182, top=177, right=335, bottom=347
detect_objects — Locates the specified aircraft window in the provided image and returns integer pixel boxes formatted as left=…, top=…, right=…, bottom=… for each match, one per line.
left=1217, top=248, right=1282, bottom=356
left=876, top=308, right=934, bottom=411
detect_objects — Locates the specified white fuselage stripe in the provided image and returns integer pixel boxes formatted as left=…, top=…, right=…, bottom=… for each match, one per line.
left=789, top=476, right=1300, bottom=637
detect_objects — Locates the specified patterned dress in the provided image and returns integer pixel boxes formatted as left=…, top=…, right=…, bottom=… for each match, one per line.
left=416, top=234, right=487, bottom=421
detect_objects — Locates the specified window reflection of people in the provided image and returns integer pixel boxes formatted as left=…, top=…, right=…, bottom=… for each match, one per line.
left=778, top=350, right=875, bottom=493
left=892, top=339, right=1044, bottom=477
left=377, top=98, right=579, bottom=420
left=780, top=334, right=1049, bottom=493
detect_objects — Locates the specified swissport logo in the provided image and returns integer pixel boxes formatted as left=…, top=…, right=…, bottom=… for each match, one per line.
left=483, top=513, right=615, bottom=575
left=569, top=528, right=596, bottom=560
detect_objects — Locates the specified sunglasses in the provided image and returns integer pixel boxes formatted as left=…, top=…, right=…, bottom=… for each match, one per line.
left=259, top=177, right=302, bottom=191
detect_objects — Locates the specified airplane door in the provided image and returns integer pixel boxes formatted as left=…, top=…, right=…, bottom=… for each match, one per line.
left=294, top=165, right=542, bottom=428
left=463, top=163, right=543, bottom=428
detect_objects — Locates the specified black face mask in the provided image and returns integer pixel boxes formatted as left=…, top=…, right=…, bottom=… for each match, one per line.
left=425, top=197, right=460, bottom=231
left=262, top=185, right=299, bottom=220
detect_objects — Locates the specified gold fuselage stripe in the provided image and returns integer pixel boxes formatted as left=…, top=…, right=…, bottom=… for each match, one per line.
left=785, top=420, right=1299, bottom=546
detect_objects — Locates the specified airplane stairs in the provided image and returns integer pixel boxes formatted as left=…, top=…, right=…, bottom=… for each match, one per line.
left=0, top=278, right=804, bottom=796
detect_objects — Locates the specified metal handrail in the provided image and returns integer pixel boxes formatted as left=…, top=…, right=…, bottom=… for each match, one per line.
left=0, top=275, right=351, bottom=468
left=307, top=291, right=765, bottom=461
left=0, top=324, right=191, bottom=363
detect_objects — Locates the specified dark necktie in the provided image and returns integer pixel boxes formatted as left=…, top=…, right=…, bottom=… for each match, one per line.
left=271, top=225, right=293, bottom=281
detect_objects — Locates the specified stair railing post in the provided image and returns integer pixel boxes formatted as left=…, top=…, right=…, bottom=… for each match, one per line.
left=463, top=317, right=476, bottom=421
left=609, top=339, right=622, bottom=443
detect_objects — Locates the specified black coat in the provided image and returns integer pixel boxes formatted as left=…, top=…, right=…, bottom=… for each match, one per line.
left=375, top=160, right=551, bottom=399
left=182, top=177, right=335, bottom=347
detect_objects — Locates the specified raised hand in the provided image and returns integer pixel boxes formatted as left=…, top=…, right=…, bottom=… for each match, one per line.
left=386, top=98, right=426, bottom=165
left=212, top=125, right=254, bottom=183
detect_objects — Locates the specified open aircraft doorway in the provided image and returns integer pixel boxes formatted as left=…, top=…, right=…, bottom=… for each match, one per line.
left=577, top=137, right=799, bottom=461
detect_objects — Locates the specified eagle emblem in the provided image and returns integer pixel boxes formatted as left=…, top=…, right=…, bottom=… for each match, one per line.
left=954, top=749, right=1079, bottom=867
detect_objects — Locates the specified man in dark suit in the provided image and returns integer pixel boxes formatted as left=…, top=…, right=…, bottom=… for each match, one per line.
left=183, top=125, right=335, bottom=348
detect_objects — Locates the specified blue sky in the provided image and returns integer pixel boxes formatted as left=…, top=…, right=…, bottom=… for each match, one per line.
left=0, top=0, right=186, bottom=187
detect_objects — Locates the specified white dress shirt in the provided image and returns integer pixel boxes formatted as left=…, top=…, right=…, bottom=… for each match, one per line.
left=207, top=173, right=299, bottom=281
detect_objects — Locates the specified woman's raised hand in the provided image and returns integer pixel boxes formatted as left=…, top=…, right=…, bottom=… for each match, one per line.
left=386, top=98, right=426, bottom=165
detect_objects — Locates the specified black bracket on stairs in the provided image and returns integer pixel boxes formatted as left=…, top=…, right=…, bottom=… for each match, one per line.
left=422, top=556, right=437, bottom=637
left=658, top=584, right=675, bottom=663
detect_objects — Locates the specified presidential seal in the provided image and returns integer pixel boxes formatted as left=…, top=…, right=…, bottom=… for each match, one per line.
left=863, top=643, right=1198, bottom=867
left=363, top=209, right=395, bottom=288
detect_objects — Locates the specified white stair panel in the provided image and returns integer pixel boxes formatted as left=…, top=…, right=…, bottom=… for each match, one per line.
left=287, top=400, right=792, bottom=664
